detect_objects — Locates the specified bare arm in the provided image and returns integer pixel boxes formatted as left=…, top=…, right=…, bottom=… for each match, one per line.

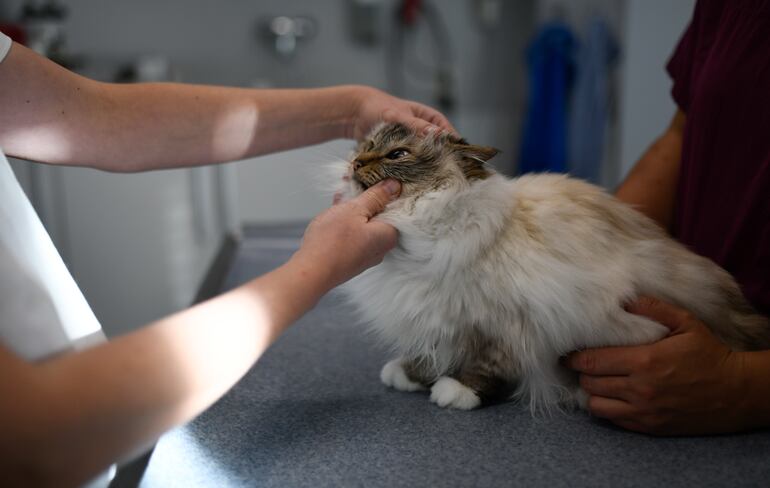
left=0, top=180, right=401, bottom=487
left=0, top=42, right=454, bottom=172
left=615, top=109, right=686, bottom=230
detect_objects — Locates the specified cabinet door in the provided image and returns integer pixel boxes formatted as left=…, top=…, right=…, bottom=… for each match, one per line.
left=55, top=165, right=223, bottom=337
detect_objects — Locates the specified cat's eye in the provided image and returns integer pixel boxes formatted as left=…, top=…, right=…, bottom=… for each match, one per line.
left=385, top=149, right=409, bottom=160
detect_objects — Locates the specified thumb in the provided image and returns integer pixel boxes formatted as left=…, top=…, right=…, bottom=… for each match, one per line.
left=352, top=179, right=401, bottom=218
left=625, top=296, right=698, bottom=334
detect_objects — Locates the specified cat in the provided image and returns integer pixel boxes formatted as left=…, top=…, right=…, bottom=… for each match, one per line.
left=334, top=122, right=770, bottom=413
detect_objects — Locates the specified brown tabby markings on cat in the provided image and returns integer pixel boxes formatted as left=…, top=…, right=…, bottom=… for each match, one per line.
left=401, top=328, right=518, bottom=401
left=352, top=123, right=497, bottom=193
left=510, top=198, right=544, bottom=244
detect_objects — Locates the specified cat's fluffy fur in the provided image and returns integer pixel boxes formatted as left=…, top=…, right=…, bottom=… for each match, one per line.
left=334, top=122, right=770, bottom=413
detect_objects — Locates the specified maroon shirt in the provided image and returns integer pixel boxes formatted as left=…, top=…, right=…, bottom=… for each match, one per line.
left=667, top=0, right=770, bottom=316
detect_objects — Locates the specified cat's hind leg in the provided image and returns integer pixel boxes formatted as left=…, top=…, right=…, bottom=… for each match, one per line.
left=429, top=372, right=515, bottom=410
left=430, top=348, right=517, bottom=410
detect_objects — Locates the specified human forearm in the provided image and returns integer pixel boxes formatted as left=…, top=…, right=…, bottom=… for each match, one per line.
left=1, top=42, right=454, bottom=172
left=615, top=110, right=686, bottom=230
left=0, top=42, right=359, bottom=171
left=5, top=256, right=331, bottom=487
left=1, top=180, right=400, bottom=486
left=79, top=82, right=361, bottom=171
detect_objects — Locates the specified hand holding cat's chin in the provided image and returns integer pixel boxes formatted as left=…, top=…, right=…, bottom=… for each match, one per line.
left=292, top=179, right=401, bottom=289
left=346, top=85, right=457, bottom=141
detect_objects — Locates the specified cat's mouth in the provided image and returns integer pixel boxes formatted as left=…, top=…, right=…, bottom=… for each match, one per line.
left=352, top=171, right=386, bottom=190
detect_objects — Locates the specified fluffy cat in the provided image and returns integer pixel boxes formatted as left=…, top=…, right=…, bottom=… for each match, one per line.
left=335, top=122, right=770, bottom=413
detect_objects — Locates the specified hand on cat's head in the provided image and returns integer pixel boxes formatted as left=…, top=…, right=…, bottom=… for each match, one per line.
left=295, top=179, right=401, bottom=288
left=349, top=86, right=457, bottom=141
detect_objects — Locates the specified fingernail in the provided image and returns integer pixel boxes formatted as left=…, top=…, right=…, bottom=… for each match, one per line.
left=422, top=125, right=439, bottom=136
left=382, top=178, right=401, bottom=196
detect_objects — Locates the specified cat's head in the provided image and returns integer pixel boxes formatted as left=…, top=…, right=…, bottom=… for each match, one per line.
left=349, top=123, right=499, bottom=198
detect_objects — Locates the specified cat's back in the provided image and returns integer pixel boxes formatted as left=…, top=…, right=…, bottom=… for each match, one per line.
left=505, top=173, right=664, bottom=250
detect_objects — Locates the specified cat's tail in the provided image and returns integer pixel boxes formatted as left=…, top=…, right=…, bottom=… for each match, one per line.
left=700, top=265, right=770, bottom=351
left=638, top=242, right=770, bottom=351
left=720, top=296, right=770, bottom=351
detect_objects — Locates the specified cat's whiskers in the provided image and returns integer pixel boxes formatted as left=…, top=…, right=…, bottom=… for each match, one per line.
left=308, top=147, right=354, bottom=165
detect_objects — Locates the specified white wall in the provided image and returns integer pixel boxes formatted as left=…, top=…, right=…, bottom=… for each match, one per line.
left=617, top=0, right=695, bottom=180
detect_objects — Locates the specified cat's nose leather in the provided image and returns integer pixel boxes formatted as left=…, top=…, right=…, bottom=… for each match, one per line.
left=353, top=159, right=365, bottom=171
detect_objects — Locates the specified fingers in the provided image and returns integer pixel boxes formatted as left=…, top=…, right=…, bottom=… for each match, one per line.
left=625, top=295, right=699, bottom=334
left=587, top=397, right=660, bottom=435
left=349, top=179, right=401, bottom=218
left=411, top=117, right=442, bottom=137
left=410, top=103, right=459, bottom=135
left=586, top=395, right=636, bottom=420
left=332, top=174, right=351, bottom=205
left=566, top=347, right=641, bottom=375
left=580, top=374, right=630, bottom=400
left=382, top=104, right=458, bottom=137
left=611, top=419, right=649, bottom=434
left=383, top=108, right=438, bottom=136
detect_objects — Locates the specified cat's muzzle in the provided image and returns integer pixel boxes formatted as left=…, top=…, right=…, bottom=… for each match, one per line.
left=352, top=167, right=384, bottom=190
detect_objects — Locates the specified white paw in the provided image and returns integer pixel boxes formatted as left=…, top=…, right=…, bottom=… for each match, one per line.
left=429, top=376, right=481, bottom=410
left=380, top=359, right=426, bottom=392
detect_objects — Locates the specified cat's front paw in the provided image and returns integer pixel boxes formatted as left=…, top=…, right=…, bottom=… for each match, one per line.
left=380, top=359, right=426, bottom=392
left=430, top=376, right=481, bottom=410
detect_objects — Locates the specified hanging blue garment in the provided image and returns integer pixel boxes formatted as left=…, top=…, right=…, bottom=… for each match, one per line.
left=518, top=22, right=575, bottom=175
left=567, top=17, right=619, bottom=183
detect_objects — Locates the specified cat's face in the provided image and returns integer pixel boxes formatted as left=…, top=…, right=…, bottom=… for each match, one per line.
left=349, top=123, right=499, bottom=197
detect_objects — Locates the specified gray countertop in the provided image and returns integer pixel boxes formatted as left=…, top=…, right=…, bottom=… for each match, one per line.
left=139, top=224, right=770, bottom=487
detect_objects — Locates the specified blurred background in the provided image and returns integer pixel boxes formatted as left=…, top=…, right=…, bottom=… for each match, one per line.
left=1, top=0, right=694, bottom=337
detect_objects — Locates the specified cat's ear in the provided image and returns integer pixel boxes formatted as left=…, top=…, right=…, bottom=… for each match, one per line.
left=452, top=141, right=499, bottom=181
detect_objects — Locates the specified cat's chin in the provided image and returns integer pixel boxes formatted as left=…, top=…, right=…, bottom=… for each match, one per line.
left=352, top=174, right=380, bottom=191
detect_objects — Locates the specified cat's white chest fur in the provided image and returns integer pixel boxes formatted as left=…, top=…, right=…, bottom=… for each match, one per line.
left=346, top=176, right=520, bottom=364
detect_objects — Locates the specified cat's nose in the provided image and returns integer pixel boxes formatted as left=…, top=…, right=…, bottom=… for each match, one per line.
left=353, top=159, right=366, bottom=171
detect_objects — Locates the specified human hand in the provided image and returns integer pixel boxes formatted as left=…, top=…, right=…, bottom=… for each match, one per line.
left=348, top=86, right=457, bottom=141
left=566, top=296, right=752, bottom=436
left=293, top=178, right=401, bottom=288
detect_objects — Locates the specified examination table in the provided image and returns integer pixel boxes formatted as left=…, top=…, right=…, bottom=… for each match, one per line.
left=115, top=224, right=770, bottom=488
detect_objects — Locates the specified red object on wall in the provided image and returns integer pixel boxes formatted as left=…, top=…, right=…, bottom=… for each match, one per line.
left=0, top=24, right=26, bottom=45
left=399, top=0, right=422, bottom=26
